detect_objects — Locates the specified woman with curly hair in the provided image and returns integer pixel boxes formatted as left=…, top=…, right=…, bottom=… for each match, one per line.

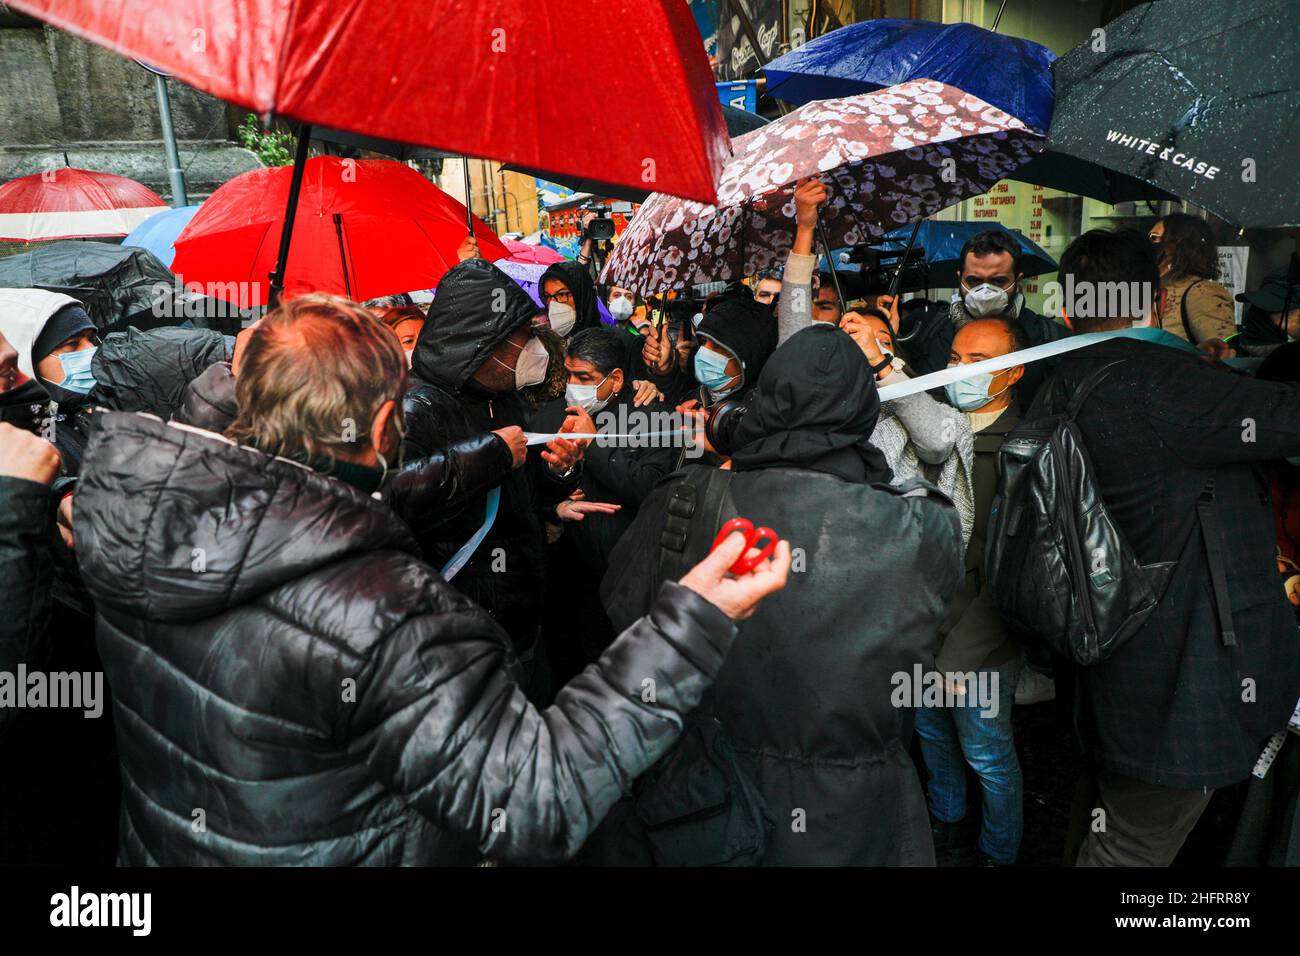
left=1149, top=212, right=1236, bottom=356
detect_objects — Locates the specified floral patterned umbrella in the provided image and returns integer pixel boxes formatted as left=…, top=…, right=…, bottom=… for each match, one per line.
left=601, top=79, right=1044, bottom=296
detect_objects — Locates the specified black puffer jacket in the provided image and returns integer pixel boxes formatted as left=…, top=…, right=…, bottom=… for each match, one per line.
left=0, top=475, right=53, bottom=722
left=172, top=359, right=513, bottom=537
left=74, top=412, right=739, bottom=866
left=404, top=260, right=578, bottom=646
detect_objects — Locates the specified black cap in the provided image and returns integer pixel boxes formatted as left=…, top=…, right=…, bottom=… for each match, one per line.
left=1236, top=269, right=1300, bottom=313
left=32, top=303, right=95, bottom=365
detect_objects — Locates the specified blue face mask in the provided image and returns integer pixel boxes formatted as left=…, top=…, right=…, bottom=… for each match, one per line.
left=57, top=345, right=98, bottom=395
left=944, top=368, right=1008, bottom=412
left=694, top=347, right=736, bottom=392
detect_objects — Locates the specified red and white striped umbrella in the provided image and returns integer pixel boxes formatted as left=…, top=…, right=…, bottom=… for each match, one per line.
left=0, top=168, right=169, bottom=242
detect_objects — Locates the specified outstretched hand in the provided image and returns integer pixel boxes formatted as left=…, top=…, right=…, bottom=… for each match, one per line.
left=680, top=530, right=792, bottom=621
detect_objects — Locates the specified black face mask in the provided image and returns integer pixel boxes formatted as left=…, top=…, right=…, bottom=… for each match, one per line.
left=40, top=379, right=92, bottom=411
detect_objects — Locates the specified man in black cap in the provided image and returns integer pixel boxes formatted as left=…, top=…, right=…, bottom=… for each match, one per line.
left=1236, top=266, right=1300, bottom=357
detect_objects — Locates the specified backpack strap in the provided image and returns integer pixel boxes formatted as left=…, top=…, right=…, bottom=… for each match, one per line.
left=1062, top=360, right=1125, bottom=420
left=1180, top=279, right=1207, bottom=345
left=658, top=466, right=736, bottom=587
left=1196, top=475, right=1238, bottom=648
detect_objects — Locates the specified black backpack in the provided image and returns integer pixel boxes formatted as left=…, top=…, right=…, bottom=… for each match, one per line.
left=985, top=360, right=1236, bottom=665
left=601, top=464, right=774, bottom=865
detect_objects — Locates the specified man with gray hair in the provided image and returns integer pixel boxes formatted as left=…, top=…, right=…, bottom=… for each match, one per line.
left=72, top=293, right=791, bottom=866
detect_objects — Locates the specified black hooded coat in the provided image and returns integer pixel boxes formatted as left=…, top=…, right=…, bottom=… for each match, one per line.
left=601, top=325, right=963, bottom=865
left=403, top=260, right=579, bottom=649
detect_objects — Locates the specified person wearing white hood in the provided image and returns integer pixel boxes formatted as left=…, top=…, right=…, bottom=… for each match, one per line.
left=0, top=289, right=100, bottom=474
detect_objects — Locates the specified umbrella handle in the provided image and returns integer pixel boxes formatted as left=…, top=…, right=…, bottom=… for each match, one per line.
left=892, top=219, right=926, bottom=343
left=462, top=156, right=474, bottom=235
left=268, top=122, right=313, bottom=308
left=816, top=218, right=846, bottom=310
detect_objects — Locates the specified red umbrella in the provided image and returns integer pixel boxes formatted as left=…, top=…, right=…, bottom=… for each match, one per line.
left=601, top=80, right=1044, bottom=295
left=171, top=157, right=508, bottom=308
left=7, top=0, right=727, bottom=207
left=0, top=167, right=167, bottom=242
left=501, top=238, right=566, bottom=265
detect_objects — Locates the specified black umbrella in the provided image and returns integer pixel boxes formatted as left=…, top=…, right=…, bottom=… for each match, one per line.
left=1047, top=0, right=1299, bottom=229
left=0, top=240, right=236, bottom=332
left=1009, top=151, right=1175, bottom=205
left=504, top=106, right=771, bottom=204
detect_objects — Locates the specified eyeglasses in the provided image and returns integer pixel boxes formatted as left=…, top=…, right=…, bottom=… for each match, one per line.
left=540, top=289, right=574, bottom=305
left=961, top=275, right=1016, bottom=291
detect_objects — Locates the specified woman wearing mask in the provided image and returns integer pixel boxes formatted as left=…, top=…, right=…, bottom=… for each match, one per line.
left=1150, top=213, right=1236, bottom=357
left=604, top=285, right=648, bottom=335
left=843, top=309, right=975, bottom=547
left=538, top=260, right=603, bottom=340
left=377, top=305, right=426, bottom=368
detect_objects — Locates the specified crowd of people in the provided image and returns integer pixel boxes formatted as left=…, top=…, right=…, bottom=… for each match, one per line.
left=1, top=181, right=1298, bottom=868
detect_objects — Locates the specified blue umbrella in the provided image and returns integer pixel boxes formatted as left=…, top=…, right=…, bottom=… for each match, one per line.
left=121, top=204, right=200, bottom=268
left=881, top=221, right=1056, bottom=278
left=761, top=19, right=1172, bottom=205
left=763, top=19, right=1056, bottom=133
left=820, top=221, right=1056, bottom=283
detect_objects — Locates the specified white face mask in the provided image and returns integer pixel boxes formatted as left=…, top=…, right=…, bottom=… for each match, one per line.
left=608, top=297, right=634, bottom=321
left=565, top=372, right=612, bottom=414
left=962, top=282, right=1010, bottom=318
left=514, top=336, right=550, bottom=389
left=548, top=300, right=577, bottom=337
left=403, top=348, right=414, bottom=369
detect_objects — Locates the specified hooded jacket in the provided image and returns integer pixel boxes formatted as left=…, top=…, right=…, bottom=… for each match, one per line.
left=404, top=260, right=579, bottom=647
left=692, top=291, right=778, bottom=409
left=0, top=289, right=97, bottom=474
left=0, top=289, right=230, bottom=473
left=538, top=260, right=603, bottom=337
left=74, top=411, right=740, bottom=866
left=602, top=326, right=963, bottom=865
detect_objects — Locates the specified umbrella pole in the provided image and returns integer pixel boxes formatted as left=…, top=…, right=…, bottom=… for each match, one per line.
left=991, top=0, right=1008, bottom=32
left=892, top=219, right=925, bottom=342
left=333, top=213, right=353, bottom=300
left=816, top=219, right=846, bottom=309
left=462, top=156, right=474, bottom=234
left=267, top=122, right=313, bottom=309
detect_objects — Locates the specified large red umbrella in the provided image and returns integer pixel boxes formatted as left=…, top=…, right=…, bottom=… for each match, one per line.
left=0, top=167, right=168, bottom=242
left=7, top=0, right=728, bottom=208
left=171, top=157, right=508, bottom=308
left=601, top=80, right=1044, bottom=295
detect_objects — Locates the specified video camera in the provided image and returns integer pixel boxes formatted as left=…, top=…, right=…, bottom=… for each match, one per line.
left=838, top=242, right=931, bottom=297
left=581, top=204, right=616, bottom=241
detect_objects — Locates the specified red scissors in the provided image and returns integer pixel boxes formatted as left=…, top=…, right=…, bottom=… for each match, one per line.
left=710, top=518, right=778, bottom=575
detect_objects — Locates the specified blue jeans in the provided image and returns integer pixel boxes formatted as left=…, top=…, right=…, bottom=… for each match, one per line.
left=915, top=655, right=1024, bottom=864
